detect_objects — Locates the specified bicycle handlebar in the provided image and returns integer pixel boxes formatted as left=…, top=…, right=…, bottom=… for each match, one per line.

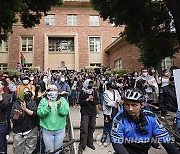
left=47, top=139, right=75, bottom=154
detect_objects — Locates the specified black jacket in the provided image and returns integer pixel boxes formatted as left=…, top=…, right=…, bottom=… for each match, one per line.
left=159, top=84, right=177, bottom=112
left=79, top=89, right=99, bottom=117
left=11, top=99, right=37, bottom=133
left=0, top=93, right=12, bottom=123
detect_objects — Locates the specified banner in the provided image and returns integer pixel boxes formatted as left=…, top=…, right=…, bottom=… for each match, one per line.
left=173, top=69, right=180, bottom=111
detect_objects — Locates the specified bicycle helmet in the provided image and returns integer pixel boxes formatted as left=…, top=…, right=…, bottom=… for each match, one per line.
left=123, top=89, right=144, bottom=102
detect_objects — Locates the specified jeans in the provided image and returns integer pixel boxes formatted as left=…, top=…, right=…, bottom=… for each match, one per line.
left=42, top=128, right=65, bottom=154
left=0, top=123, right=8, bottom=154
left=13, top=127, right=38, bottom=154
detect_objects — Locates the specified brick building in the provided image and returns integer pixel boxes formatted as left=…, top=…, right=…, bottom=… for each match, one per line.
left=0, top=0, right=124, bottom=71
left=105, top=37, right=180, bottom=72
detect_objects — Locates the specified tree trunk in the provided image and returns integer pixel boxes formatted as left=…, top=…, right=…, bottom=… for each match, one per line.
left=165, top=0, right=180, bottom=46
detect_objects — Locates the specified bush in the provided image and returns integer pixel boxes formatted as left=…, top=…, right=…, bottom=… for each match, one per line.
left=104, top=69, right=130, bottom=76
left=28, top=66, right=40, bottom=73
left=0, top=69, right=22, bottom=77
left=85, top=66, right=100, bottom=72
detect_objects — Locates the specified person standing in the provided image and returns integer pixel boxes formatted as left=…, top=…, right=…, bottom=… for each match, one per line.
left=0, top=81, right=12, bottom=154
left=37, top=84, right=69, bottom=154
left=78, top=79, right=99, bottom=154
left=11, top=88, right=38, bottom=154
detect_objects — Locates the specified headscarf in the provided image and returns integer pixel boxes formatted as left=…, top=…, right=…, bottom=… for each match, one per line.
left=82, top=79, right=93, bottom=94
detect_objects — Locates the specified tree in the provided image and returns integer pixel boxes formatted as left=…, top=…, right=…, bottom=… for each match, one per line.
left=90, top=0, right=179, bottom=68
left=0, top=0, right=63, bottom=41
left=165, top=0, right=180, bottom=45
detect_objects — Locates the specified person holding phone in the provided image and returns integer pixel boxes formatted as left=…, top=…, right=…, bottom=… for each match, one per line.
left=78, top=79, right=99, bottom=154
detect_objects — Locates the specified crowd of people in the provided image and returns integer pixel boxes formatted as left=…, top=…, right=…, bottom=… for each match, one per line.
left=0, top=65, right=179, bottom=154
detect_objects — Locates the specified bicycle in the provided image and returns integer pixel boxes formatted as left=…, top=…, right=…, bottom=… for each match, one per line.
left=46, top=140, right=75, bottom=154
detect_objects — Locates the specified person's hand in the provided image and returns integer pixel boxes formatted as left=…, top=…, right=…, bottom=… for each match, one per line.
left=57, top=101, right=61, bottom=106
left=60, top=91, right=66, bottom=95
left=14, top=109, right=22, bottom=116
left=89, top=95, right=93, bottom=101
left=48, top=100, right=52, bottom=108
left=21, top=102, right=27, bottom=111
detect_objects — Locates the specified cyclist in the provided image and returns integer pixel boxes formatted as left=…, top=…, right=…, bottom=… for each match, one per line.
left=111, top=89, right=180, bottom=154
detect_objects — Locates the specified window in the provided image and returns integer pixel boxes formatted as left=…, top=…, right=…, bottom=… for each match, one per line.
left=48, top=37, right=74, bottom=52
left=45, top=15, right=55, bottom=25
left=0, top=63, right=8, bottom=70
left=67, top=14, right=77, bottom=26
left=89, top=37, right=101, bottom=52
left=90, top=63, right=101, bottom=67
left=0, top=40, right=8, bottom=52
left=114, top=59, right=122, bottom=69
left=24, top=63, right=32, bottom=70
left=112, top=37, right=118, bottom=42
left=21, top=37, right=33, bottom=52
left=89, top=15, right=99, bottom=26
left=161, top=57, right=174, bottom=70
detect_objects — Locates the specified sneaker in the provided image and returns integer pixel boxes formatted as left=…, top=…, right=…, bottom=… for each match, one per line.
left=78, top=148, right=84, bottom=154
left=87, top=144, right=95, bottom=150
left=6, top=135, right=9, bottom=141
left=101, top=133, right=107, bottom=143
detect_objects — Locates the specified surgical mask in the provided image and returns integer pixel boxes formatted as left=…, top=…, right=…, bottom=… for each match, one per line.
left=47, top=91, right=58, bottom=101
left=61, top=78, right=65, bottom=82
left=23, top=80, right=29, bottom=85
left=30, top=77, right=34, bottom=81
left=151, top=70, right=155, bottom=73
left=164, top=72, right=170, bottom=76
left=43, top=78, right=48, bottom=83
left=142, top=73, right=148, bottom=77
left=134, top=72, right=138, bottom=76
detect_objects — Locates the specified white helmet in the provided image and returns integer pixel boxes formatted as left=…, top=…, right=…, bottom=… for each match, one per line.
left=123, top=89, right=144, bottom=102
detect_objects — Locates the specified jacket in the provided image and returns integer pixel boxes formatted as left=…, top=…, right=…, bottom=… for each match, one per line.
left=37, top=97, right=69, bottom=131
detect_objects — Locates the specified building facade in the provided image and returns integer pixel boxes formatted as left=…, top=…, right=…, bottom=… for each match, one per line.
left=105, top=37, right=180, bottom=72
left=0, top=0, right=123, bottom=71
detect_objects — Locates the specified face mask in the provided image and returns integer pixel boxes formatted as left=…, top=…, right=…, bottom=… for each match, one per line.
left=24, top=92, right=32, bottom=101
left=23, top=80, right=29, bottom=85
left=151, top=70, right=155, bottom=73
left=61, top=78, right=65, bottom=82
left=142, top=73, right=148, bottom=77
left=164, top=72, right=170, bottom=76
left=47, top=91, right=58, bottom=101
left=43, top=78, right=48, bottom=83
left=30, top=77, right=34, bottom=81
left=134, top=73, right=138, bottom=76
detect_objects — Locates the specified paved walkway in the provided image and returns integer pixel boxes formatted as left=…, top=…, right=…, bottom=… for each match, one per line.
left=70, top=106, right=167, bottom=154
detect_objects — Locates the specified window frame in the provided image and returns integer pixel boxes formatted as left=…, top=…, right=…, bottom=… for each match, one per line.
left=89, top=15, right=99, bottom=26
left=114, top=59, right=122, bottom=69
left=0, top=40, right=8, bottom=52
left=0, top=63, right=8, bottom=70
left=21, top=37, right=33, bottom=52
left=67, top=14, right=77, bottom=26
left=45, top=14, right=55, bottom=26
left=89, top=37, right=101, bottom=52
left=48, top=37, right=75, bottom=53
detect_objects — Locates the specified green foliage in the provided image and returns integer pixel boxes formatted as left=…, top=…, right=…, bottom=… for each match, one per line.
left=85, top=66, right=100, bottom=72
left=0, top=0, right=63, bottom=41
left=0, top=69, right=22, bottom=77
left=28, top=66, right=40, bottom=73
left=104, top=69, right=130, bottom=76
left=91, top=0, right=179, bottom=68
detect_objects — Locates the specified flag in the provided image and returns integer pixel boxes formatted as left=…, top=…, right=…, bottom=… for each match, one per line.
left=20, top=52, right=26, bottom=67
